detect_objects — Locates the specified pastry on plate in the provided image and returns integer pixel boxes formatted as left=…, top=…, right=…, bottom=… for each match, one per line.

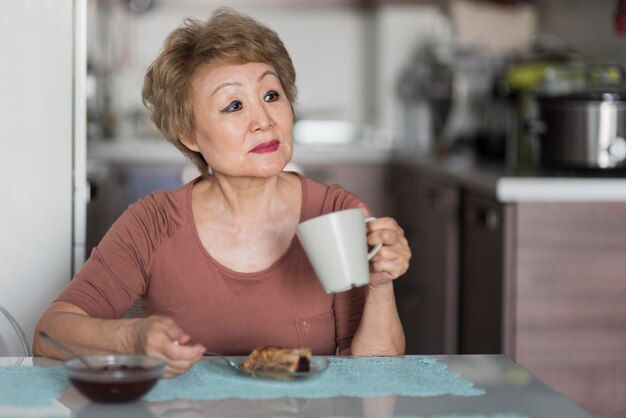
left=240, top=346, right=312, bottom=373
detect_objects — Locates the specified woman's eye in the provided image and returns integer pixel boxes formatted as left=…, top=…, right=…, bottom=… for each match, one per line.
left=222, top=101, right=243, bottom=112
left=264, top=90, right=279, bottom=102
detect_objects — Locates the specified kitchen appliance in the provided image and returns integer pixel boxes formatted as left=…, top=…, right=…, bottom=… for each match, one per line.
left=536, top=92, right=626, bottom=170
left=506, top=60, right=626, bottom=169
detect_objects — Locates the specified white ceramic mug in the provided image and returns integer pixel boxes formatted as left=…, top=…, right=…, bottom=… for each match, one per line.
left=296, top=208, right=383, bottom=293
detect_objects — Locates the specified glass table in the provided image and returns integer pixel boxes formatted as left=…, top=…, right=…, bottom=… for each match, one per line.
left=0, top=354, right=591, bottom=418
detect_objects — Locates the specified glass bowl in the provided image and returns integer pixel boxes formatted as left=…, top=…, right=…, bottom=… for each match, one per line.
left=64, top=354, right=165, bottom=403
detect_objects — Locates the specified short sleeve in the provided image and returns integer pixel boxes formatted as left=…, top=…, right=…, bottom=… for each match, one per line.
left=55, top=191, right=180, bottom=318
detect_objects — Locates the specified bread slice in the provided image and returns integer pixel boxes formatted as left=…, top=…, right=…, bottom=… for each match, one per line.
left=240, top=346, right=312, bottom=373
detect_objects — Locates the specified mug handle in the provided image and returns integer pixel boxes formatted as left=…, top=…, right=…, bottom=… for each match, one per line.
left=365, top=217, right=383, bottom=261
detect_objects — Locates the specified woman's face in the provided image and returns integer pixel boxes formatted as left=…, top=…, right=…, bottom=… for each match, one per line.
left=182, top=61, right=294, bottom=179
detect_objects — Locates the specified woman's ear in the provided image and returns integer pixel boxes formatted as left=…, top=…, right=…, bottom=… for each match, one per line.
left=179, top=133, right=200, bottom=152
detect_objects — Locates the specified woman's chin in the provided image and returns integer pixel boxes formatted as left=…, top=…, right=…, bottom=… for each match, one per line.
left=252, top=160, right=292, bottom=178
left=255, top=167, right=288, bottom=178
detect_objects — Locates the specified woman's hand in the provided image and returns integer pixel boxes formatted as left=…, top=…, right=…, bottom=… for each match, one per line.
left=130, top=315, right=205, bottom=378
left=361, top=206, right=411, bottom=289
left=34, top=303, right=205, bottom=378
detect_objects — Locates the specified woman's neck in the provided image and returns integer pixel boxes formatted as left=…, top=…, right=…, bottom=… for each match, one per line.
left=198, top=172, right=293, bottom=220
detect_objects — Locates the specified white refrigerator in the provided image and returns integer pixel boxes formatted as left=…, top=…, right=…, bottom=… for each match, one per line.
left=0, top=0, right=87, bottom=347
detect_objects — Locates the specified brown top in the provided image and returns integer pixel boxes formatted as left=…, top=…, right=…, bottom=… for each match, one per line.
left=57, top=173, right=367, bottom=355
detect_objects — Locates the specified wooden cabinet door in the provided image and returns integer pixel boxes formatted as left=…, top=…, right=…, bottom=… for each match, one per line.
left=513, top=203, right=626, bottom=418
left=390, top=165, right=460, bottom=354
left=459, top=192, right=506, bottom=354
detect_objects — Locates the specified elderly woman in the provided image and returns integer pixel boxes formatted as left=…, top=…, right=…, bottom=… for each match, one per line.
left=33, top=8, right=410, bottom=378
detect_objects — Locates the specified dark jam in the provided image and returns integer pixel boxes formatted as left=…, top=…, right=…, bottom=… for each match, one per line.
left=70, top=366, right=158, bottom=403
left=297, top=356, right=311, bottom=372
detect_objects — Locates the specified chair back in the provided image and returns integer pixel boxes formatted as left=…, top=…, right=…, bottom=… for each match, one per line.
left=0, top=305, right=32, bottom=356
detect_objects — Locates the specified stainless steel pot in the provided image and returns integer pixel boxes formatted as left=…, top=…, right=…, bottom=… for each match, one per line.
left=537, top=92, right=626, bottom=169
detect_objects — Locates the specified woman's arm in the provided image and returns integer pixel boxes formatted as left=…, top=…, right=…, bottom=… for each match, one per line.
left=342, top=282, right=404, bottom=356
left=33, top=301, right=205, bottom=378
left=348, top=283, right=405, bottom=356
left=347, top=211, right=411, bottom=356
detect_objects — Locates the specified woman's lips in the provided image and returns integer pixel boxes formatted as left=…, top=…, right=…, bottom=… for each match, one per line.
left=250, top=139, right=280, bottom=153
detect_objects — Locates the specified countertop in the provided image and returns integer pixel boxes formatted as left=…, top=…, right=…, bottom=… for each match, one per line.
left=395, top=151, right=626, bottom=203
left=87, top=137, right=395, bottom=165
left=87, top=138, right=626, bottom=203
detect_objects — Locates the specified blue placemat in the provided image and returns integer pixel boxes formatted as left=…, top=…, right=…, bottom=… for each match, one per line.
left=0, top=356, right=486, bottom=409
left=0, top=366, right=67, bottom=407
left=147, top=356, right=485, bottom=401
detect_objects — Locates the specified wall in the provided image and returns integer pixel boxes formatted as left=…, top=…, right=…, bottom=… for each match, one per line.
left=536, top=0, right=626, bottom=69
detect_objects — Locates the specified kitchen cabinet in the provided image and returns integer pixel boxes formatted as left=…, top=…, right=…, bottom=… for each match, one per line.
left=389, top=165, right=459, bottom=354
left=459, top=194, right=626, bottom=418
left=298, top=162, right=393, bottom=219
left=459, top=192, right=510, bottom=355
left=391, top=159, right=626, bottom=418
left=507, top=202, right=626, bottom=418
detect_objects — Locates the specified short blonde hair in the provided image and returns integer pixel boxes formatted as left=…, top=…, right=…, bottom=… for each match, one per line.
left=142, top=7, right=297, bottom=176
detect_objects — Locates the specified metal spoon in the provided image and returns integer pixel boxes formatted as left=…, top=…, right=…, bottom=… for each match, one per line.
left=38, top=331, right=95, bottom=370
left=202, top=350, right=241, bottom=370
left=172, top=340, right=240, bottom=370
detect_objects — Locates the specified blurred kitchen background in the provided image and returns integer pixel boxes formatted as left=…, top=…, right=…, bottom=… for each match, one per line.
left=85, top=0, right=626, bottom=246
left=2, top=1, right=626, bottom=417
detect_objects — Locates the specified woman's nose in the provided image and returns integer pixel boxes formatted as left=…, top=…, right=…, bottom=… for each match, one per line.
left=249, top=103, right=274, bottom=131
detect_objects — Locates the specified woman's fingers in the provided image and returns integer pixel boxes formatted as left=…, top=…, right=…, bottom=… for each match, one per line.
left=365, top=216, right=411, bottom=281
left=161, top=348, right=203, bottom=378
left=371, top=256, right=409, bottom=279
left=134, top=315, right=204, bottom=378
left=148, top=341, right=204, bottom=378
left=366, top=216, right=402, bottom=232
left=368, top=224, right=407, bottom=246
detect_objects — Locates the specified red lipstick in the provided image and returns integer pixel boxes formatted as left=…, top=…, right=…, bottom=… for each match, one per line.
left=250, top=139, right=280, bottom=153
